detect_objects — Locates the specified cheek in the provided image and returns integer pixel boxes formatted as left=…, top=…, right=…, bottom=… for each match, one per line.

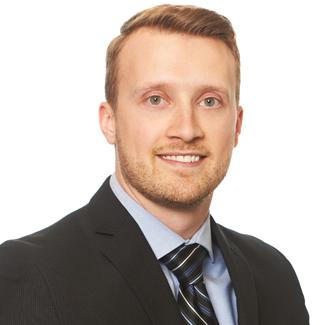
left=116, top=114, right=160, bottom=156
left=212, top=132, right=234, bottom=153
left=206, top=116, right=236, bottom=151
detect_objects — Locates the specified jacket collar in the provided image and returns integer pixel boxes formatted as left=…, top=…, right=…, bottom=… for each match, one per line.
left=211, top=218, right=259, bottom=325
left=87, top=176, right=184, bottom=324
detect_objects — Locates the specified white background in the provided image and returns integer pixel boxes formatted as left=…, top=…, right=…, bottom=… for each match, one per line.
left=0, top=0, right=323, bottom=323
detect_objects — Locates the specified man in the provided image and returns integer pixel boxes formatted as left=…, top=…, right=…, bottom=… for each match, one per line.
left=0, top=4, right=309, bottom=325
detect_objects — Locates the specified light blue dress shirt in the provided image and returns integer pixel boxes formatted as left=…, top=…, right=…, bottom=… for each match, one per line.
left=110, top=174, right=238, bottom=325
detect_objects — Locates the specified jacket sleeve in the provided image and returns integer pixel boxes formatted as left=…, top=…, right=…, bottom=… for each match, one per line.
left=0, top=240, right=61, bottom=325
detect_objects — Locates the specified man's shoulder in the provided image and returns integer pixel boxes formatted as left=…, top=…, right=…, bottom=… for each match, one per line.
left=216, top=222, right=308, bottom=305
left=214, top=222, right=309, bottom=323
left=212, top=221, right=305, bottom=293
left=216, top=223, right=295, bottom=271
left=216, top=224, right=286, bottom=260
left=0, top=205, right=90, bottom=270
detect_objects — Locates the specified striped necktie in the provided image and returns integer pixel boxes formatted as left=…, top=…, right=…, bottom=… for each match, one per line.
left=160, top=243, right=219, bottom=325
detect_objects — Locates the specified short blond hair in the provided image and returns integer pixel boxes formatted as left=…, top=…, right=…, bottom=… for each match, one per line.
left=105, top=4, right=240, bottom=106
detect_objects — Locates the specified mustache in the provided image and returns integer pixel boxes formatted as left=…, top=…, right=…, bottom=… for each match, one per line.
left=153, top=144, right=210, bottom=156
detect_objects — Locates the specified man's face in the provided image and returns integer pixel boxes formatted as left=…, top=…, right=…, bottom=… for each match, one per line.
left=100, top=28, right=243, bottom=209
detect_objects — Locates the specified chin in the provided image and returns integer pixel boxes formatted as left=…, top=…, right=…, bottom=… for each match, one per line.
left=137, top=181, right=214, bottom=210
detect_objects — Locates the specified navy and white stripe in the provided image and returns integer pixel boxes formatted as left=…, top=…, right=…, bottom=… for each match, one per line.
left=160, top=243, right=219, bottom=325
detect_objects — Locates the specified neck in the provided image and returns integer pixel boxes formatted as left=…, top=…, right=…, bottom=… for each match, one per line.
left=115, top=172, right=213, bottom=239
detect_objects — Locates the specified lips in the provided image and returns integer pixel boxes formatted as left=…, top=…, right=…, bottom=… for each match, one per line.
left=161, top=155, right=201, bottom=163
left=157, top=153, right=206, bottom=167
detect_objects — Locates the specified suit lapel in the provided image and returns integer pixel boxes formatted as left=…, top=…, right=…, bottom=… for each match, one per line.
left=211, top=219, right=259, bottom=325
left=87, top=177, right=183, bottom=325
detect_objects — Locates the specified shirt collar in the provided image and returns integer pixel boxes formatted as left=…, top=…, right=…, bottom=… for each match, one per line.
left=109, top=173, right=214, bottom=262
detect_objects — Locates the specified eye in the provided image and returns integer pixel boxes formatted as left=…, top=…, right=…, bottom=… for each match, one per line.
left=147, top=95, right=166, bottom=106
left=199, top=97, right=221, bottom=108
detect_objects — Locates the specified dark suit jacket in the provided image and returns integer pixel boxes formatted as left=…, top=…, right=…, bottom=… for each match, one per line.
left=0, top=177, right=309, bottom=324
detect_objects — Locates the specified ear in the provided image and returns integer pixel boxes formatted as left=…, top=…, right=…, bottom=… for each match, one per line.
left=99, top=102, right=116, bottom=144
left=234, top=106, right=243, bottom=147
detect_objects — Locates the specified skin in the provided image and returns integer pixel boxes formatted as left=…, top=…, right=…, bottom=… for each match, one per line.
left=99, top=27, right=243, bottom=239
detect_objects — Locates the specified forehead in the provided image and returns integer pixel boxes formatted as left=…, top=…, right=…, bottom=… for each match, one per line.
left=117, top=27, right=236, bottom=97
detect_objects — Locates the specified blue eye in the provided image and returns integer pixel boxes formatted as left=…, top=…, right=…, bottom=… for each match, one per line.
left=149, top=95, right=163, bottom=105
left=200, top=97, right=220, bottom=108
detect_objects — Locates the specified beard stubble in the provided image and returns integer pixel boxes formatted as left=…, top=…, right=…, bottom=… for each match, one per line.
left=115, top=133, right=233, bottom=210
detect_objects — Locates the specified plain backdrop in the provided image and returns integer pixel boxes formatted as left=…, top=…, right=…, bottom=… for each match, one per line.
left=0, top=0, right=323, bottom=323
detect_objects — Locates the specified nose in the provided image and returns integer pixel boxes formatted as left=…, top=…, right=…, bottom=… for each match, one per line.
left=166, top=104, right=204, bottom=142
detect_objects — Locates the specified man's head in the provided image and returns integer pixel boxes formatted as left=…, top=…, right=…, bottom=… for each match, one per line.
left=99, top=4, right=243, bottom=210
left=105, top=4, right=241, bottom=108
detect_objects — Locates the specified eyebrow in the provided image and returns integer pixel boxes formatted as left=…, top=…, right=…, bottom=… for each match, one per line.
left=132, top=82, right=230, bottom=100
left=132, top=83, right=172, bottom=97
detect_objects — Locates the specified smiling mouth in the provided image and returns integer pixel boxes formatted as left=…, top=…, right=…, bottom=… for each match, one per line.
left=157, top=154, right=206, bottom=166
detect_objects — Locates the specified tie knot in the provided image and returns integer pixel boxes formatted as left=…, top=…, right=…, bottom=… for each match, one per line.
left=160, top=243, right=208, bottom=286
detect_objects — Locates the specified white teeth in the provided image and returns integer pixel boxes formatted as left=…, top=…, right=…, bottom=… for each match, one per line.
left=162, top=155, right=201, bottom=163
